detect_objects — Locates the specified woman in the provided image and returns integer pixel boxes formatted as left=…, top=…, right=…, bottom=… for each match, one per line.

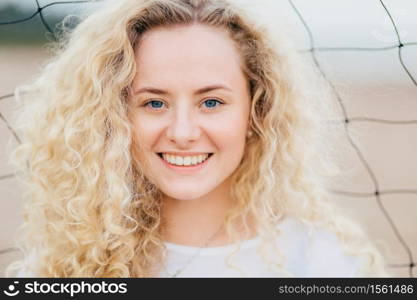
left=8, top=0, right=389, bottom=277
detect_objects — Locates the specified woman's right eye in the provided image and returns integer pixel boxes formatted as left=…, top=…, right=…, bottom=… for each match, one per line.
left=143, top=100, right=165, bottom=110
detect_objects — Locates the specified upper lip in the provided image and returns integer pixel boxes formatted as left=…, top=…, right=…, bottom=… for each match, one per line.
left=157, top=152, right=213, bottom=156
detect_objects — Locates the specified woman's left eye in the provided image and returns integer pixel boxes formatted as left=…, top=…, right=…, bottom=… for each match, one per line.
left=202, top=99, right=223, bottom=109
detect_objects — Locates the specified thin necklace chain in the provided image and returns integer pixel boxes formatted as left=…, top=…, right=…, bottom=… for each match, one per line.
left=163, top=223, right=224, bottom=278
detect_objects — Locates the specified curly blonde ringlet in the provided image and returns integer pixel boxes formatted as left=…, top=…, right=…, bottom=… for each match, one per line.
left=6, top=0, right=390, bottom=277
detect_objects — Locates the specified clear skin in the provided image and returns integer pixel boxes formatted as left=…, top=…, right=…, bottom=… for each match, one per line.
left=129, top=24, right=253, bottom=246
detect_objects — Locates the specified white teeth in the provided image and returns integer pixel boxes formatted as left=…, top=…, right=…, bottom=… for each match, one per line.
left=175, top=156, right=183, bottom=165
left=161, top=153, right=210, bottom=166
left=184, top=157, right=191, bottom=165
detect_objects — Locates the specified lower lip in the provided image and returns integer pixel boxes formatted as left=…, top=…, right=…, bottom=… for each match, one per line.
left=158, top=154, right=213, bottom=173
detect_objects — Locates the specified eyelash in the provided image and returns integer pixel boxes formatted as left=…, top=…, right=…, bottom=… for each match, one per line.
left=142, top=98, right=224, bottom=111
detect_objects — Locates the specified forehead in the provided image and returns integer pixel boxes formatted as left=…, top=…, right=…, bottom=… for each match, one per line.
left=133, top=23, right=245, bottom=88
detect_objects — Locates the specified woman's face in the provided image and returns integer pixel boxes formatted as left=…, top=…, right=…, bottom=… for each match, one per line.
left=129, top=24, right=251, bottom=201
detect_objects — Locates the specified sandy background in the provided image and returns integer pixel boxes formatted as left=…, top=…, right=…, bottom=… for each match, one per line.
left=0, top=44, right=416, bottom=278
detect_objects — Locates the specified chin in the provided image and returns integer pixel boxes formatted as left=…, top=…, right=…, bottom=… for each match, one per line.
left=160, top=186, right=212, bottom=201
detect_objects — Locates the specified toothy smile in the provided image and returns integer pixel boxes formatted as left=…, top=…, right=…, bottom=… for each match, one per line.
left=157, top=153, right=213, bottom=166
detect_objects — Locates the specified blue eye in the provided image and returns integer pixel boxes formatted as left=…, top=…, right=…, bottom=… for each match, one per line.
left=144, top=100, right=164, bottom=109
left=143, top=99, right=223, bottom=111
left=203, top=99, right=223, bottom=109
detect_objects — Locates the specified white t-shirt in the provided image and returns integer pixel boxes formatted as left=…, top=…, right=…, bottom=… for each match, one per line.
left=157, top=217, right=362, bottom=277
left=16, top=217, right=362, bottom=277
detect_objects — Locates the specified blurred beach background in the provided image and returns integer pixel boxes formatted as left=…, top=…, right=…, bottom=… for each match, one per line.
left=0, top=0, right=416, bottom=277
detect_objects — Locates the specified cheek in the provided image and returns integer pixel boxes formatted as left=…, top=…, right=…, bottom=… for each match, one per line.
left=215, top=107, right=249, bottom=135
left=130, top=118, right=161, bottom=177
left=209, top=111, right=248, bottom=150
left=131, top=117, right=161, bottom=148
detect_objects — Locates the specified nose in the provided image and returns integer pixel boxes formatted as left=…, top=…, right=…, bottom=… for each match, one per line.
left=166, top=106, right=201, bottom=148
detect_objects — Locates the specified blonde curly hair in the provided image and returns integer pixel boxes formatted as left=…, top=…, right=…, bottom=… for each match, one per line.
left=6, top=0, right=390, bottom=277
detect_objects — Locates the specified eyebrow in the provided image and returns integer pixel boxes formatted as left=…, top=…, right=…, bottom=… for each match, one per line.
left=133, top=84, right=232, bottom=96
